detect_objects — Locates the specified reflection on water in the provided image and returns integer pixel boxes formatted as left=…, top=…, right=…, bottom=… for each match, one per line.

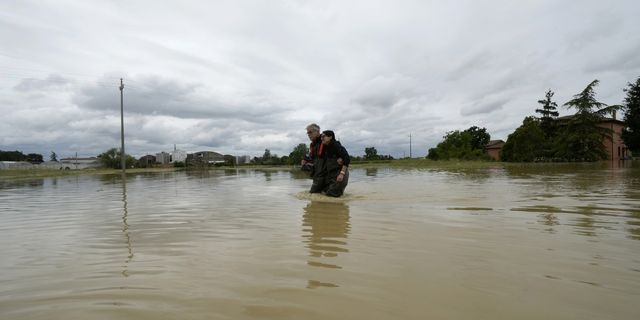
left=1, top=163, right=640, bottom=319
left=121, top=174, right=133, bottom=277
left=365, top=168, right=378, bottom=176
left=302, top=202, right=350, bottom=288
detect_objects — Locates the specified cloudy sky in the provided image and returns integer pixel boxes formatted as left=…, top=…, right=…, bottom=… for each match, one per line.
left=1, top=0, right=639, bottom=159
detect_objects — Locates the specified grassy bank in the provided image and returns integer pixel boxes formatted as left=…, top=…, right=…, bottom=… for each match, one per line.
left=350, top=158, right=503, bottom=169
left=0, top=167, right=179, bottom=180
left=3, top=159, right=629, bottom=181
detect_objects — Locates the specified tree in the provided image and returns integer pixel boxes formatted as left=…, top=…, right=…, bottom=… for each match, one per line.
left=288, top=143, right=309, bottom=165
left=557, top=79, right=620, bottom=161
left=364, top=147, right=379, bottom=160
left=622, top=76, right=640, bottom=154
left=98, top=148, right=135, bottom=169
left=26, top=153, right=43, bottom=163
left=463, top=126, right=490, bottom=150
left=223, top=154, right=236, bottom=166
left=427, top=126, right=491, bottom=160
left=501, top=117, right=546, bottom=162
left=262, top=149, right=272, bottom=164
left=535, top=89, right=559, bottom=138
left=50, top=151, right=58, bottom=162
left=0, top=150, right=26, bottom=161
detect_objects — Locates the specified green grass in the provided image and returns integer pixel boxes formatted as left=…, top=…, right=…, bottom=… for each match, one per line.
left=351, top=158, right=502, bottom=169
left=4, top=158, right=628, bottom=181
left=0, top=167, right=179, bottom=180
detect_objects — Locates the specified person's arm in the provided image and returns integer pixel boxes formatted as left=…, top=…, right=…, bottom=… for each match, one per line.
left=302, top=143, right=314, bottom=165
left=336, top=146, right=350, bottom=182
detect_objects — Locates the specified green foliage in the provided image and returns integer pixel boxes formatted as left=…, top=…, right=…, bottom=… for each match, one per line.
left=223, top=154, right=236, bottom=166
left=556, top=79, right=613, bottom=161
left=535, top=90, right=559, bottom=138
left=262, top=149, right=271, bottom=161
left=0, top=150, right=24, bottom=161
left=173, top=161, right=185, bottom=168
left=427, top=126, right=491, bottom=160
left=501, top=117, right=546, bottom=162
left=364, top=147, right=379, bottom=160
left=258, top=148, right=284, bottom=165
left=622, top=77, right=640, bottom=154
left=26, top=153, right=43, bottom=163
left=0, top=150, right=43, bottom=162
left=288, top=143, right=309, bottom=165
left=464, top=126, right=491, bottom=150
left=97, top=148, right=136, bottom=169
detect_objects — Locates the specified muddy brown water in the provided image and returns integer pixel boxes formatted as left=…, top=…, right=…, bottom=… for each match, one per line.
left=1, top=163, right=639, bottom=319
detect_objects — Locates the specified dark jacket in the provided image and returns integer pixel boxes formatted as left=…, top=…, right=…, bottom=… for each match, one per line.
left=313, top=140, right=350, bottom=178
left=304, top=137, right=322, bottom=176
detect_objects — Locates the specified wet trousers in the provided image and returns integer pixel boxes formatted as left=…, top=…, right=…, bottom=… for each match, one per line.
left=309, top=171, right=349, bottom=197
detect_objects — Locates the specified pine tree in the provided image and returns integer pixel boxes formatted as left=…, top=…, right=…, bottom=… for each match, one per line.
left=535, top=89, right=559, bottom=138
left=556, top=80, right=619, bottom=161
left=621, top=77, right=640, bottom=154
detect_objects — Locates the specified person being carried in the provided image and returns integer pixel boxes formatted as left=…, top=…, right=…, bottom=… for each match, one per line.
left=310, top=130, right=350, bottom=197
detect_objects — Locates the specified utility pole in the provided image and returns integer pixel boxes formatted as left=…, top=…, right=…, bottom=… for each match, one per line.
left=409, top=133, right=412, bottom=158
left=120, top=78, right=126, bottom=173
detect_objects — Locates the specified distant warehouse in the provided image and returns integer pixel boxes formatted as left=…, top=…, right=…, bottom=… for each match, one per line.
left=58, top=157, right=100, bottom=170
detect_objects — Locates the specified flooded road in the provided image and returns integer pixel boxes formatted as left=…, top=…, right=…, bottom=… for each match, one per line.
left=1, top=163, right=639, bottom=319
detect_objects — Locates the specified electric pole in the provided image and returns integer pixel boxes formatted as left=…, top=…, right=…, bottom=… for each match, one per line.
left=120, top=78, right=126, bottom=173
left=409, top=133, right=412, bottom=158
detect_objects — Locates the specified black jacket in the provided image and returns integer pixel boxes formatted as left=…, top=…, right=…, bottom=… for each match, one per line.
left=313, top=141, right=350, bottom=178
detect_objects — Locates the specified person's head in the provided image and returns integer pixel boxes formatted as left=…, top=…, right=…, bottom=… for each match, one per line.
left=320, top=130, right=335, bottom=145
left=306, top=123, right=321, bottom=141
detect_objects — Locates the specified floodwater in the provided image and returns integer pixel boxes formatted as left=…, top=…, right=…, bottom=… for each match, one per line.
left=1, top=163, right=639, bottom=319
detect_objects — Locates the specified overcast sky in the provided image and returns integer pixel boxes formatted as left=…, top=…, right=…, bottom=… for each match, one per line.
left=1, top=0, right=639, bottom=159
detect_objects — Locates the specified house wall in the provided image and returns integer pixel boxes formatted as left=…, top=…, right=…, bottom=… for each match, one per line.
left=597, top=121, right=630, bottom=160
left=487, top=148, right=501, bottom=161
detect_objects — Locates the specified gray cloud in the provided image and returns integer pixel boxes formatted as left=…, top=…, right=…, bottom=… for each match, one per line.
left=1, top=0, right=639, bottom=159
left=461, top=97, right=508, bottom=116
left=74, top=75, right=293, bottom=123
left=14, top=74, right=71, bottom=91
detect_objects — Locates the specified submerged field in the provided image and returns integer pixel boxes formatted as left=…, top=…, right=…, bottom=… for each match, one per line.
left=1, top=163, right=638, bottom=319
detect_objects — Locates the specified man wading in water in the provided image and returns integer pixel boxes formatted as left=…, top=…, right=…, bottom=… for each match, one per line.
left=307, top=130, right=350, bottom=197
left=302, top=123, right=323, bottom=192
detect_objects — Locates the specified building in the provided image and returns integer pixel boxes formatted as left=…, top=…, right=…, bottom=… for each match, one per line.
left=485, top=140, right=505, bottom=161
left=189, top=151, right=225, bottom=165
left=156, top=152, right=171, bottom=164
left=236, top=155, right=250, bottom=165
left=0, top=161, right=34, bottom=170
left=59, top=157, right=100, bottom=169
left=487, top=117, right=631, bottom=161
left=138, top=155, right=156, bottom=167
left=598, top=118, right=631, bottom=161
left=171, top=150, right=187, bottom=163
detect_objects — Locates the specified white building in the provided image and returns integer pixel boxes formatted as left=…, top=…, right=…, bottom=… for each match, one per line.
left=156, top=152, right=171, bottom=164
left=0, top=161, right=33, bottom=169
left=59, top=157, right=100, bottom=169
left=236, top=155, right=250, bottom=165
left=171, top=150, right=187, bottom=163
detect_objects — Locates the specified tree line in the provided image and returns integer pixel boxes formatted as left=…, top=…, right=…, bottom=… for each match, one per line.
left=427, top=77, right=640, bottom=162
left=0, top=150, right=58, bottom=163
